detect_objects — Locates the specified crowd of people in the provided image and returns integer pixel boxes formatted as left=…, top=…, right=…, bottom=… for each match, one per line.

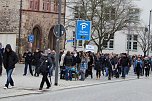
left=1, top=43, right=152, bottom=90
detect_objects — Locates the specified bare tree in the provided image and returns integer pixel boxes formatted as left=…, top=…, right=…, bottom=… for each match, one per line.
left=134, top=25, right=152, bottom=56
left=66, top=0, right=139, bottom=52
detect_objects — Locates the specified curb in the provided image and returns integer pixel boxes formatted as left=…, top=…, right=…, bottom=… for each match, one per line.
left=51, top=77, right=139, bottom=92
left=0, top=77, right=142, bottom=99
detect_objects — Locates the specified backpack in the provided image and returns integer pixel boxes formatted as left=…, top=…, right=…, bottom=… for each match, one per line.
left=38, top=56, right=52, bottom=74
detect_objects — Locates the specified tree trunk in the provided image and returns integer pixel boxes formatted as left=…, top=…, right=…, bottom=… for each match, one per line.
left=97, top=45, right=102, bottom=53
left=144, top=51, right=147, bottom=57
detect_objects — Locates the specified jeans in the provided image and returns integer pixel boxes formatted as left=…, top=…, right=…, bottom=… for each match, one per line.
left=105, top=67, right=109, bottom=77
left=5, top=69, right=14, bottom=87
left=24, top=62, right=33, bottom=76
left=65, top=66, right=72, bottom=80
left=121, top=66, right=128, bottom=78
left=49, top=66, right=54, bottom=77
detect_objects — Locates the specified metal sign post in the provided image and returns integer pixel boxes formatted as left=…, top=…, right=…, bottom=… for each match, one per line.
left=54, top=0, right=62, bottom=86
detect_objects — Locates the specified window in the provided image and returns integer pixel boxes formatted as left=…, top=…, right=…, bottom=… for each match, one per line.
left=78, top=40, right=83, bottom=47
left=73, top=31, right=76, bottom=46
left=103, top=34, right=114, bottom=49
left=127, top=35, right=132, bottom=40
left=30, top=0, right=34, bottom=9
left=129, top=8, right=140, bottom=22
left=104, top=7, right=116, bottom=21
left=127, top=41, right=132, bottom=50
left=127, top=35, right=138, bottom=50
left=43, top=0, right=50, bottom=11
left=29, top=0, right=39, bottom=11
left=133, top=35, right=138, bottom=41
left=109, top=40, right=114, bottom=48
left=133, top=42, right=137, bottom=50
left=54, top=0, right=58, bottom=12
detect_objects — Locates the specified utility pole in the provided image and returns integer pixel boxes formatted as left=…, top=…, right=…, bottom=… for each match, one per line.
left=18, top=0, right=22, bottom=61
left=147, top=10, right=152, bottom=56
left=127, top=21, right=131, bottom=55
left=54, top=0, right=62, bottom=86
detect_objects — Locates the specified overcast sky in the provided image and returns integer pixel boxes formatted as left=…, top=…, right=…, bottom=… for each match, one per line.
left=134, top=0, right=152, bottom=25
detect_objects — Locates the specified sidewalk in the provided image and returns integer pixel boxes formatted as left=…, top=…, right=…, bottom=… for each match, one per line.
left=0, top=64, right=140, bottom=99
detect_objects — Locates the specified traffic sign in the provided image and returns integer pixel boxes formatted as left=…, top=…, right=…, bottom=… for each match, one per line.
left=28, top=34, right=34, bottom=43
left=67, top=40, right=74, bottom=43
left=76, top=20, right=91, bottom=40
left=53, top=24, right=66, bottom=38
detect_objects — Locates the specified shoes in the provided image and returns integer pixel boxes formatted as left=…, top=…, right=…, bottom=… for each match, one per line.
left=23, top=74, right=26, bottom=76
left=39, top=88, right=42, bottom=90
left=4, top=86, right=8, bottom=89
left=9, top=85, right=14, bottom=89
left=46, top=86, right=50, bottom=89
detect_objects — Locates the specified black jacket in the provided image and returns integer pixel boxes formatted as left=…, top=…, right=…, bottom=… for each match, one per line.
left=0, top=52, right=2, bottom=66
left=3, top=44, right=18, bottom=70
left=39, top=56, right=52, bottom=74
left=33, top=52, right=41, bottom=66
left=64, top=56, right=73, bottom=67
left=23, top=52, right=33, bottom=63
left=120, top=57, right=130, bottom=67
left=94, top=56, right=102, bottom=70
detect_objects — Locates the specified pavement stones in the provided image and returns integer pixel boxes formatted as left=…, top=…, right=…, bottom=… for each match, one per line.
left=0, top=64, right=140, bottom=99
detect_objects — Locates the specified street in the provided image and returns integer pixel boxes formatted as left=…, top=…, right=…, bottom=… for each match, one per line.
left=1, top=76, right=152, bottom=101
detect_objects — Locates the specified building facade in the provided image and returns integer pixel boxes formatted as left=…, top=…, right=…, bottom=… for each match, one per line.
left=65, top=0, right=152, bottom=56
left=0, top=0, right=66, bottom=54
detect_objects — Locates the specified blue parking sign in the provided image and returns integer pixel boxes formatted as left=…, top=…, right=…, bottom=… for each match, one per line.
left=28, top=34, right=34, bottom=43
left=76, top=20, right=91, bottom=40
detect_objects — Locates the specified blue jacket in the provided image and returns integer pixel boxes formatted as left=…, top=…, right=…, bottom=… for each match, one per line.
left=134, top=60, right=143, bottom=69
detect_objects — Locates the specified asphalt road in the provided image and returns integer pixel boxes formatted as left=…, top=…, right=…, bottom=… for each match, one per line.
left=1, top=76, right=152, bottom=101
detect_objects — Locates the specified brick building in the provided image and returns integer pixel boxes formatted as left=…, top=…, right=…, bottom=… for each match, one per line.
left=0, top=0, right=66, bottom=54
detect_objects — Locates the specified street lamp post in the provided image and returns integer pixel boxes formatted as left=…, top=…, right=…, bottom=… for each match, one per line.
left=147, top=10, right=152, bottom=56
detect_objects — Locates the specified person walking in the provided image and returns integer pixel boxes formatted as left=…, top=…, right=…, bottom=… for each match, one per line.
left=120, top=53, right=130, bottom=79
left=39, top=54, right=52, bottom=90
left=0, top=50, right=2, bottom=76
left=3, top=44, right=18, bottom=89
left=0, top=42, right=4, bottom=76
left=63, top=51, right=73, bottom=81
left=33, top=49, right=41, bottom=77
left=85, top=52, right=94, bottom=79
left=79, top=52, right=88, bottom=81
left=135, top=57, right=143, bottom=79
left=144, top=57, right=150, bottom=77
left=23, top=50, right=33, bottom=76
left=94, top=53, right=102, bottom=80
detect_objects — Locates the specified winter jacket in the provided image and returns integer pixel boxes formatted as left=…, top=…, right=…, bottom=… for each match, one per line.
left=94, top=56, right=102, bottom=70
left=0, top=51, right=2, bottom=67
left=3, top=44, right=18, bottom=70
left=63, top=55, right=73, bottom=67
left=33, top=52, right=41, bottom=66
left=134, top=60, right=143, bottom=69
left=39, top=55, right=52, bottom=74
left=23, top=52, right=33, bottom=63
left=72, top=55, right=77, bottom=66
left=120, top=57, right=130, bottom=67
